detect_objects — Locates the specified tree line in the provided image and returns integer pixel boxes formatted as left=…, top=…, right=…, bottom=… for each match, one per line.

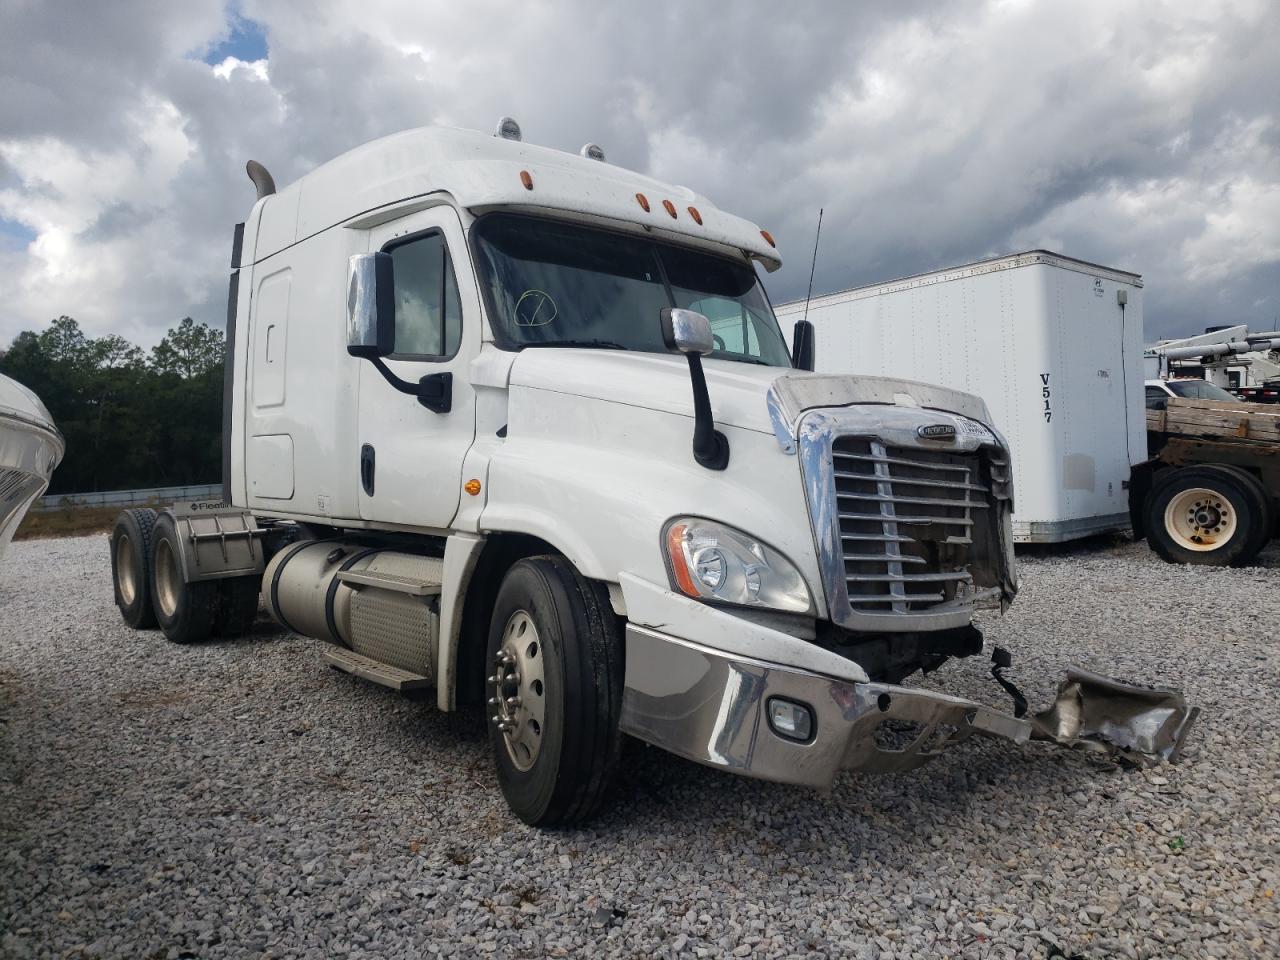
left=0, top=316, right=224, bottom=495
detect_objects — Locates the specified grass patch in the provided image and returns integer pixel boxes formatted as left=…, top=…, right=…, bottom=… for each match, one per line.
left=14, top=506, right=121, bottom=540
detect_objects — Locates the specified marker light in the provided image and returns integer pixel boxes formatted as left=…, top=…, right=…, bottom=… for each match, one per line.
left=662, top=199, right=677, bottom=218
left=636, top=193, right=650, bottom=212
left=580, top=143, right=606, bottom=162
left=520, top=170, right=533, bottom=190
left=464, top=479, right=482, bottom=496
left=767, top=698, right=814, bottom=742
left=495, top=117, right=522, bottom=141
left=760, top=230, right=776, bottom=248
left=663, top=518, right=812, bottom=613
left=687, top=206, right=703, bottom=225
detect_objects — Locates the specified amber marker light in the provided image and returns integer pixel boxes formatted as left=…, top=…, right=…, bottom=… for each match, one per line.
left=635, top=192, right=650, bottom=212
left=662, top=199, right=677, bottom=218
left=760, top=229, right=776, bottom=248
left=464, top=479, right=482, bottom=496
left=519, top=170, right=533, bottom=190
left=665, top=522, right=700, bottom=597
left=687, top=206, right=703, bottom=225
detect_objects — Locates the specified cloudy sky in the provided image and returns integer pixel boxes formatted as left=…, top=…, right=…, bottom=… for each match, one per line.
left=1, top=0, right=1277, bottom=348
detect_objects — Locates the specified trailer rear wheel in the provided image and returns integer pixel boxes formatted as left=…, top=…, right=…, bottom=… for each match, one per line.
left=1210, top=464, right=1274, bottom=557
left=1147, top=466, right=1265, bottom=566
left=150, top=512, right=218, bottom=644
left=484, top=556, right=623, bottom=826
left=110, top=508, right=158, bottom=629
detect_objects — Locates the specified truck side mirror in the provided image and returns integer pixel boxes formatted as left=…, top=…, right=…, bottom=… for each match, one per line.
left=791, top=319, right=815, bottom=371
left=661, top=308, right=714, bottom=355
left=346, top=253, right=395, bottom=358
left=660, top=308, right=729, bottom=471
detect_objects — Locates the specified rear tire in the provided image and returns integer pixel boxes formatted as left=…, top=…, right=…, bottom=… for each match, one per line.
left=214, top=576, right=261, bottom=638
left=1210, top=464, right=1274, bottom=557
left=485, top=556, right=623, bottom=826
left=110, top=509, right=158, bottom=629
left=1147, top=465, right=1265, bottom=566
left=150, top=512, right=218, bottom=644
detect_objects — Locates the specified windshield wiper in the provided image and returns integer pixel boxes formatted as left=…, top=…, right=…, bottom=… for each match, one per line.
left=522, top=339, right=629, bottom=350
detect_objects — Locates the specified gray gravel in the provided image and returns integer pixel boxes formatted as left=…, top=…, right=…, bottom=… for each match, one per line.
left=1, top=534, right=1277, bottom=959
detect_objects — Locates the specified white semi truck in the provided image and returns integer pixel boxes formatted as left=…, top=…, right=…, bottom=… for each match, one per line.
left=109, top=122, right=1194, bottom=825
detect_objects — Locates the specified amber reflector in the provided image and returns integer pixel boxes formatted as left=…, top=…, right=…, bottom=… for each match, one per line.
left=464, top=479, right=482, bottom=496
left=662, top=199, right=677, bottom=218
left=761, top=229, right=776, bottom=248
left=687, top=206, right=703, bottom=225
left=520, top=170, right=533, bottom=190
left=636, top=193, right=650, bottom=212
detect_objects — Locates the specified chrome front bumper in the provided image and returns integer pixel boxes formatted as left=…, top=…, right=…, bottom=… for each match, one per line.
left=619, top=625, right=1197, bottom=789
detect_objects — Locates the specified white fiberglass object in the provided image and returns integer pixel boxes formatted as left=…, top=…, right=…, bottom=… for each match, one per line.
left=0, top=374, right=63, bottom=558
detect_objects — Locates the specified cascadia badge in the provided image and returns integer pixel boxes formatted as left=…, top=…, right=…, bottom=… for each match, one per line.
left=917, top=423, right=957, bottom=441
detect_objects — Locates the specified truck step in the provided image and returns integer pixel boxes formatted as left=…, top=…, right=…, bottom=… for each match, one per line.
left=322, top=646, right=433, bottom=691
left=335, top=568, right=442, bottom=596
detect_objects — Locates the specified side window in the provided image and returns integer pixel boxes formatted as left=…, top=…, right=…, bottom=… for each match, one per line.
left=1145, top=386, right=1167, bottom=410
left=387, top=231, right=462, bottom=359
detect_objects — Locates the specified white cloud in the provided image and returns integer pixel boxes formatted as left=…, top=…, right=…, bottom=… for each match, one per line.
left=0, top=0, right=1277, bottom=346
left=211, top=56, right=270, bottom=82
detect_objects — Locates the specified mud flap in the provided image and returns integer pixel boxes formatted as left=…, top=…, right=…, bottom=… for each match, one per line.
left=1029, top=666, right=1199, bottom=764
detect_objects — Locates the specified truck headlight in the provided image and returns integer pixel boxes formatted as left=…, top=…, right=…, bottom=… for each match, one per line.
left=663, top=518, right=812, bottom=614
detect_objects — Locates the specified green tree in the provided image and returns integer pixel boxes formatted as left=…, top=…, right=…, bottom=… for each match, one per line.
left=150, top=317, right=224, bottom=379
left=0, top=316, right=225, bottom=494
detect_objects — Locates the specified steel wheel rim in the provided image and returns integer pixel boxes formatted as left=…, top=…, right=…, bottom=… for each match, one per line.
left=154, top=537, right=180, bottom=618
left=488, top=610, right=546, bottom=771
left=115, top=533, right=138, bottom=606
left=1164, top=486, right=1236, bottom=551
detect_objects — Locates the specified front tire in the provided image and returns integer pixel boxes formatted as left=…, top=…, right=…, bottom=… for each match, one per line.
left=485, top=556, right=623, bottom=826
left=150, top=512, right=219, bottom=644
left=1147, top=465, right=1265, bottom=566
left=111, top=509, right=158, bottom=629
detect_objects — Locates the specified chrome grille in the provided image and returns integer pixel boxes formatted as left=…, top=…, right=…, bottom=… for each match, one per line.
left=832, top=438, right=988, bottom=613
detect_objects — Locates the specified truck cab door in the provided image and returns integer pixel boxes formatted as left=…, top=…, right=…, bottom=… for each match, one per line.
left=357, top=207, right=479, bottom=529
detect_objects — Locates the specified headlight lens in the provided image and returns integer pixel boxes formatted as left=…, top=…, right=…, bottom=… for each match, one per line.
left=663, top=518, right=812, bottom=614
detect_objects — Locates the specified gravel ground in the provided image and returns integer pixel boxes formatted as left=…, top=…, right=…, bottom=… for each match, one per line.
left=1, top=534, right=1277, bottom=960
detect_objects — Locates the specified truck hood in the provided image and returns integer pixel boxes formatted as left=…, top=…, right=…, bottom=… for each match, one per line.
left=506, top=349, right=996, bottom=437
left=508, top=350, right=788, bottom=434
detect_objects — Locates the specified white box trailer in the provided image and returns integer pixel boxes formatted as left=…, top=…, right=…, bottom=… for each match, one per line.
left=777, top=250, right=1145, bottom=543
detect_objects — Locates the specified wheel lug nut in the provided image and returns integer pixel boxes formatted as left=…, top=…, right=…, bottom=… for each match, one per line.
left=506, top=696, right=521, bottom=708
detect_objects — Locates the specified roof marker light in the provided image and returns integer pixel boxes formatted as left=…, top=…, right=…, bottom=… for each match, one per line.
left=520, top=170, right=533, bottom=190
left=760, top=229, right=776, bottom=248
left=687, top=206, right=702, bottom=225
left=662, top=199, right=677, bottom=218
left=636, top=193, right=650, bottom=212
left=580, top=143, right=606, bottom=162
left=495, top=116, right=522, bottom=141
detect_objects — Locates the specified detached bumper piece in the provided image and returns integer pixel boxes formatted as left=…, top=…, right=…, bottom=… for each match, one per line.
left=619, top=625, right=1198, bottom=790
left=1029, top=667, right=1198, bottom=765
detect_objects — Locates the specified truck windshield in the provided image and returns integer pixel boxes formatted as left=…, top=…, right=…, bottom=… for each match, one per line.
left=472, top=214, right=792, bottom=366
left=1167, top=380, right=1240, bottom=402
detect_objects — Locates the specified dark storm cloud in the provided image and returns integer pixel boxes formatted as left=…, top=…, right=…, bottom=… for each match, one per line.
left=0, top=0, right=1276, bottom=344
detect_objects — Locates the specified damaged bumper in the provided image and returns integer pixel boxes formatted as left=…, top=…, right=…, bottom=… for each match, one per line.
left=619, top=625, right=1197, bottom=790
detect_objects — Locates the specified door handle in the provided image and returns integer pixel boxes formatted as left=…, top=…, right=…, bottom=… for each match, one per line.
left=360, top=444, right=375, bottom=496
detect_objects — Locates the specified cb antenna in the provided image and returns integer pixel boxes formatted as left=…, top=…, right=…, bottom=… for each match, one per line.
left=802, top=207, right=824, bottom=324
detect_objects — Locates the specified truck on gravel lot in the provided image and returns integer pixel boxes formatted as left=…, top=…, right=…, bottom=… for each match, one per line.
left=109, top=120, right=1195, bottom=825
left=1135, top=379, right=1280, bottom=566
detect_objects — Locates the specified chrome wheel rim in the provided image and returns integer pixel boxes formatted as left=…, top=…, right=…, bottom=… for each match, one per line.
left=1164, top=486, right=1236, bottom=551
left=488, top=610, right=546, bottom=771
left=154, top=537, right=180, bottom=618
left=115, top=534, right=138, bottom=606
